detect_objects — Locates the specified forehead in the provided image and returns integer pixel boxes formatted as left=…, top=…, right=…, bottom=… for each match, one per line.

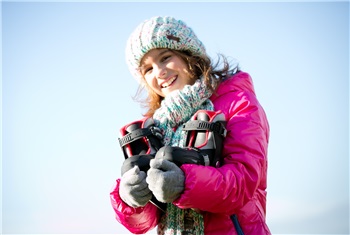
left=140, top=49, right=170, bottom=65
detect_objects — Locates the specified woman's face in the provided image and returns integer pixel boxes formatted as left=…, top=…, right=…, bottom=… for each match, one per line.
left=140, top=49, right=194, bottom=97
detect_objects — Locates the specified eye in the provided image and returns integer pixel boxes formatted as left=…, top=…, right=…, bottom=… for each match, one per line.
left=161, top=55, right=171, bottom=62
left=142, top=66, right=153, bottom=75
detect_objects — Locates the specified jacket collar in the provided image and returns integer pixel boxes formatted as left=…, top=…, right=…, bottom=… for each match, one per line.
left=210, top=71, right=255, bottom=102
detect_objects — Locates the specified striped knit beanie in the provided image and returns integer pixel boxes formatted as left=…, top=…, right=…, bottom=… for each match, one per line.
left=125, top=16, right=206, bottom=81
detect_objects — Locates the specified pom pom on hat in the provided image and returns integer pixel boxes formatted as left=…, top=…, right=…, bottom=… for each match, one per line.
left=125, top=16, right=206, bottom=81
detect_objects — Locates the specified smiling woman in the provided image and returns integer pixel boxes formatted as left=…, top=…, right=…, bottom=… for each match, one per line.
left=140, top=49, right=194, bottom=98
left=110, top=16, right=271, bottom=235
left=2, top=2, right=348, bottom=235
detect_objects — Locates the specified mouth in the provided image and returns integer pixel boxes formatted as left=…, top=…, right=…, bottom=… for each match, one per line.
left=161, top=76, right=177, bottom=88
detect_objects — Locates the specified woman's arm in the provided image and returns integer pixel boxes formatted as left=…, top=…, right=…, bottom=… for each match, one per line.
left=173, top=89, right=269, bottom=215
left=110, top=179, right=162, bottom=234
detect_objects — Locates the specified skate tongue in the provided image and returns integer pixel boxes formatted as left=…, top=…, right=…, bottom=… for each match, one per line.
left=126, top=123, right=141, bottom=133
left=182, top=110, right=227, bottom=167
left=119, top=117, right=163, bottom=159
left=194, top=112, right=209, bottom=147
left=196, top=112, right=209, bottom=121
left=120, top=121, right=150, bottom=158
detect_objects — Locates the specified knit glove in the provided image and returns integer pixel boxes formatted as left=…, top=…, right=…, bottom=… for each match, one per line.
left=146, top=157, right=185, bottom=203
left=119, top=166, right=152, bottom=208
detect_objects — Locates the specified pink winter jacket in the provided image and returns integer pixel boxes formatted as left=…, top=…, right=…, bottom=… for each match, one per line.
left=110, top=71, right=271, bottom=235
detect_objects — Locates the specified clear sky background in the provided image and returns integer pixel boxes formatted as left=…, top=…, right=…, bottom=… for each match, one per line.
left=2, top=1, right=349, bottom=235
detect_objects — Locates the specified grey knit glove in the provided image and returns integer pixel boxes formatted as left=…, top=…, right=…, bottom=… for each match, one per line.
left=146, top=158, right=185, bottom=203
left=119, top=166, right=152, bottom=208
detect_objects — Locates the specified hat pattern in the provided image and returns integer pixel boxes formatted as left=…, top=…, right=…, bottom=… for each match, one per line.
left=126, top=16, right=206, bottom=80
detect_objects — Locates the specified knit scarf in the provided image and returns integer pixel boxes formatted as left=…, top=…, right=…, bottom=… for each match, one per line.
left=153, top=78, right=213, bottom=235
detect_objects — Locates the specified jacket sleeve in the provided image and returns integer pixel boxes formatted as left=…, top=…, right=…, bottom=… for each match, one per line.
left=173, top=88, right=269, bottom=215
left=110, top=179, right=161, bottom=234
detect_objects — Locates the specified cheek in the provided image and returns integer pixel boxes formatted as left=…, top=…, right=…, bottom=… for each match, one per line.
left=144, top=76, right=163, bottom=96
left=182, top=69, right=195, bottom=85
left=144, top=76, right=155, bottom=88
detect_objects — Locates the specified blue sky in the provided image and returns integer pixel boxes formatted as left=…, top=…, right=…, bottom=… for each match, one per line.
left=2, top=1, right=349, bottom=234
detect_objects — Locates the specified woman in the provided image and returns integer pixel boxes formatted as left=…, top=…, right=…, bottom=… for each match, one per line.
left=110, top=16, right=271, bottom=235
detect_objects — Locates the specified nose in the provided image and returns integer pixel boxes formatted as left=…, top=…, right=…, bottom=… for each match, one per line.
left=155, top=65, right=167, bottom=79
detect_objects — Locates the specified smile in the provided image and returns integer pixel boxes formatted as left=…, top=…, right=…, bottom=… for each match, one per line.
left=161, top=76, right=177, bottom=88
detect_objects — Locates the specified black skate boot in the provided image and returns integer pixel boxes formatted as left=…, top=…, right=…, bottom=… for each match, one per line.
left=155, top=110, right=227, bottom=168
left=118, top=117, right=166, bottom=211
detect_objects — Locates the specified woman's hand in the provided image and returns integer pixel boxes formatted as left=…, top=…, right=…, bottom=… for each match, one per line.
left=146, top=158, right=185, bottom=203
left=119, top=166, right=152, bottom=208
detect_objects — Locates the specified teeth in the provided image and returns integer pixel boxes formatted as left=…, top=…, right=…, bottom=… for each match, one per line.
left=162, top=77, right=176, bottom=88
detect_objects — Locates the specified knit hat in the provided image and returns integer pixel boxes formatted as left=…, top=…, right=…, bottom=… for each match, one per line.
left=125, top=16, right=206, bottom=81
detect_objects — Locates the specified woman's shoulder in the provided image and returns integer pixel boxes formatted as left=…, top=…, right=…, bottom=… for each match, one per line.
left=212, top=71, right=256, bottom=99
